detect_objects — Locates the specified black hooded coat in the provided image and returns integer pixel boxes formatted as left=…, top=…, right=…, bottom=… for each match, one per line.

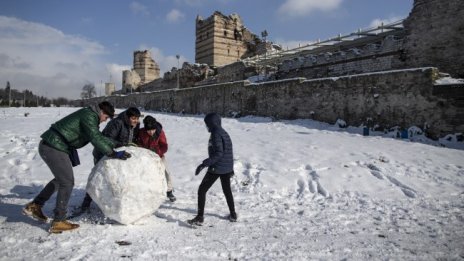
left=202, top=113, right=234, bottom=175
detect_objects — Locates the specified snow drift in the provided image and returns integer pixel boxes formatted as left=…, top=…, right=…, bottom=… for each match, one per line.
left=86, top=146, right=167, bottom=224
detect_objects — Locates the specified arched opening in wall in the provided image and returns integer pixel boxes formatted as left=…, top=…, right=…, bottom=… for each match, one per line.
left=228, top=49, right=230, bottom=55
left=224, top=30, right=227, bottom=37
left=237, top=50, right=240, bottom=58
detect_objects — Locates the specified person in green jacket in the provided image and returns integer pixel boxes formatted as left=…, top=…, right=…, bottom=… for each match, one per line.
left=22, top=101, right=131, bottom=233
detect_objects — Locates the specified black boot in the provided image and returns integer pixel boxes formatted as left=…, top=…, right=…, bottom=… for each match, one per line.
left=187, top=215, right=204, bottom=226
left=166, top=191, right=176, bottom=202
left=80, top=193, right=92, bottom=212
left=229, top=212, right=237, bottom=222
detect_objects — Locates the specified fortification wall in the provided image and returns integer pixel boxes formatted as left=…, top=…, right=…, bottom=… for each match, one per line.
left=195, top=11, right=259, bottom=66
left=403, top=0, right=464, bottom=78
left=74, top=68, right=464, bottom=138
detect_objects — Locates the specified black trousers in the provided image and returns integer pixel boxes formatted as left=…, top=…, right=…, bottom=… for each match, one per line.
left=197, top=172, right=235, bottom=217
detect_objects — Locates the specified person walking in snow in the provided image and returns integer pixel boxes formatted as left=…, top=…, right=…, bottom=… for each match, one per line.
left=80, top=107, right=141, bottom=211
left=137, top=115, right=176, bottom=202
left=23, top=101, right=131, bottom=233
left=188, top=113, right=237, bottom=225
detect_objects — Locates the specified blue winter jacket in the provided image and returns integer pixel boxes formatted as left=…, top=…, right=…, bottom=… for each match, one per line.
left=202, top=113, right=234, bottom=175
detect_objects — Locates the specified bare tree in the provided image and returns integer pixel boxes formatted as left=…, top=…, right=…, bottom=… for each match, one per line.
left=81, top=83, right=96, bottom=99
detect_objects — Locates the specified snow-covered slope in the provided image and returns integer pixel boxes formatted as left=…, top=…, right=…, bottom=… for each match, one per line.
left=0, top=107, right=463, bottom=260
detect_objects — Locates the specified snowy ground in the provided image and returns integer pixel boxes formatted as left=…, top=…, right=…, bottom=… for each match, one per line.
left=0, top=107, right=463, bottom=260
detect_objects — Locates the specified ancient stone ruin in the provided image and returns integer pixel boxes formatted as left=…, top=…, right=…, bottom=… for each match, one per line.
left=122, top=50, right=160, bottom=93
left=79, top=0, right=463, bottom=139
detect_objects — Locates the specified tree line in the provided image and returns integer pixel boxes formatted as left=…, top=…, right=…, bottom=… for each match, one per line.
left=1, top=81, right=101, bottom=107
left=0, top=81, right=71, bottom=107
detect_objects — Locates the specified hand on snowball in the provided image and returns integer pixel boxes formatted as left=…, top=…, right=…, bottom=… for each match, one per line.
left=110, top=150, right=131, bottom=160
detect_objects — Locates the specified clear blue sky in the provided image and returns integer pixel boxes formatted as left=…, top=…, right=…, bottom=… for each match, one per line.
left=0, top=0, right=413, bottom=99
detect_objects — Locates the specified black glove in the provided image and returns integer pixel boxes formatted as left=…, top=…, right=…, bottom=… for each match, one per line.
left=195, top=164, right=206, bottom=176
left=110, top=150, right=131, bottom=160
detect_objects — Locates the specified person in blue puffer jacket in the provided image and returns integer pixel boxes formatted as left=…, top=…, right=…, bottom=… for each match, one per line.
left=188, top=113, right=237, bottom=226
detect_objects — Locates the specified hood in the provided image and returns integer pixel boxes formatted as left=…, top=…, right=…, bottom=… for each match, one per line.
left=204, top=113, right=221, bottom=132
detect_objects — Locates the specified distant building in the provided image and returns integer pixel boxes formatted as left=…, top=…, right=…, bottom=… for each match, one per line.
left=195, top=11, right=260, bottom=67
left=105, top=82, right=115, bottom=96
left=122, top=50, right=160, bottom=93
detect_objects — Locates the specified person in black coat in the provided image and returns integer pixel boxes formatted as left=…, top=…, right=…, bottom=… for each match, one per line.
left=188, top=113, right=237, bottom=225
left=80, top=107, right=141, bottom=211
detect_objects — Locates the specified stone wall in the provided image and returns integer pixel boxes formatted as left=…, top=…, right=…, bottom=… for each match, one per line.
left=195, top=11, right=260, bottom=66
left=122, top=50, right=160, bottom=93
left=275, top=33, right=405, bottom=80
left=403, top=0, right=464, bottom=78
left=105, top=83, right=115, bottom=96
left=133, top=50, right=160, bottom=83
left=122, top=70, right=141, bottom=92
left=140, top=63, right=213, bottom=91
left=74, top=68, right=464, bottom=138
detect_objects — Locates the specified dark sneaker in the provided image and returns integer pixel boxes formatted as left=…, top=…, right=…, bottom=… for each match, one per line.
left=23, top=202, right=49, bottom=223
left=79, top=203, right=90, bottom=213
left=49, top=220, right=80, bottom=233
left=80, top=194, right=92, bottom=210
left=187, top=215, right=204, bottom=226
left=166, top=191, right=176, bottom=202
left=229, top=212, right=238, bottom=222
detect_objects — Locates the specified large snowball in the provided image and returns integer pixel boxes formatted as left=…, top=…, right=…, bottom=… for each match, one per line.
left=86, top=146, right=167, bottom=225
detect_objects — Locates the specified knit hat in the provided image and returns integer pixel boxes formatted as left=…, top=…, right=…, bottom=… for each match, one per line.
left=143, top=115, right=157, bottom=130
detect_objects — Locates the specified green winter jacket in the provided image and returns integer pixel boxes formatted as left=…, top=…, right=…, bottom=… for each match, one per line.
left=40, top=105, right=114, bottom=155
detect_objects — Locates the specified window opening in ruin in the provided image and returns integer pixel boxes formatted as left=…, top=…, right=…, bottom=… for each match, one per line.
left=228, top=49, right=230, bottom=55
left=234, top=28, right=241, bottom=41
left=224, top=30, right=227, bottom=37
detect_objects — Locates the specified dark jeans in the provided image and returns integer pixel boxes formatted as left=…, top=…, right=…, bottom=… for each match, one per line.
left=33, top=141, right=74, bottom=221
left=197, top=172, right=235, bottom=217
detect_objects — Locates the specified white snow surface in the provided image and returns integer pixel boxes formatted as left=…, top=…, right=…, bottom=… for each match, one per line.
left=0, top=107, right=463, bottom=260
left=87, top=147, right=166, bottom=225
left=435, top=76, right=464, bottom=85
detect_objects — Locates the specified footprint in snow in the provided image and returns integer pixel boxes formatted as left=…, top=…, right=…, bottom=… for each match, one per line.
left=367, top=163, right=384, bottom=180
left=295, top=165, right=329, bottom=198
left=365, top=162, right=417, bottom=198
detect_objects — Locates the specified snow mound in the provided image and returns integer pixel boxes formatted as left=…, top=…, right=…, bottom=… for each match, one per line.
left=86, top=146, right=166, bottom=225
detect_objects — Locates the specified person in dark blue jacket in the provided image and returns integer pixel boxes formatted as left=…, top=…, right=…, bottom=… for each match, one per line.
left=188, top=113, right=237, bottom=225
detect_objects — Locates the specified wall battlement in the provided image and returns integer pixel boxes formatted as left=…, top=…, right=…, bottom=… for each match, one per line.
left=76, top=68, right=464, bottom=138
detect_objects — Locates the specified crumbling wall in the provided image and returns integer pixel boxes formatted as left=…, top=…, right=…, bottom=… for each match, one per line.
left=74, top=68, right=464, bottom=138
left=195, top=11, right=260, bottom=66
left=140, top=63, right=213, bottom=91
left=276, top=35, right=405, bottom=80
left=403, top=0, right=464, bottom=78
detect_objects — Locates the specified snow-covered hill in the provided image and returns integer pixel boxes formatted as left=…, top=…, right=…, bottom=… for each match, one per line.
left=1, top=107, right=463, bottom=260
